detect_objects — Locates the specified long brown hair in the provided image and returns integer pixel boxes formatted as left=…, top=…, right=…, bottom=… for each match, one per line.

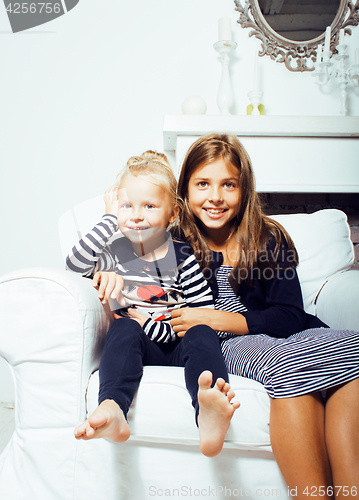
left=176, top=133, right=298, bottom=283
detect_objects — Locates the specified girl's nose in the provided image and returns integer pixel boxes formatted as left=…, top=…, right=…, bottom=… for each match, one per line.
left=208, top=186, right=223, bottom=203
left=130, top=209, right=144, bottom=221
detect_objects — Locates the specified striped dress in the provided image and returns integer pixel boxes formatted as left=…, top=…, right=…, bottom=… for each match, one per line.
left=215, top=265, right=359, bottom=398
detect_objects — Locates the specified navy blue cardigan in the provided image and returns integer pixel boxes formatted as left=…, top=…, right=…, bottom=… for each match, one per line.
left=209, top=240, right=327, bottom=339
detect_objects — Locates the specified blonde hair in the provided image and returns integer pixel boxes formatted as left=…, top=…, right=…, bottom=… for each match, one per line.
left=177, top=133, right=298, bottom=283
left=117, top=150, right=179, bottom=209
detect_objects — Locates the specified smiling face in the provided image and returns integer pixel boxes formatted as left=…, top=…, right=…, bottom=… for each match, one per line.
left=117, top=174, right=178, bottom=253
left=187, top=158, right=241, bottom=238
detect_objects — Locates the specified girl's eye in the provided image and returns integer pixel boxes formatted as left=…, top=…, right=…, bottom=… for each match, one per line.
left=197, top=181, right=208, bottom=188
left=145, top=204, right=155, bottom=209
left=224, top=182, right=236, bottom=189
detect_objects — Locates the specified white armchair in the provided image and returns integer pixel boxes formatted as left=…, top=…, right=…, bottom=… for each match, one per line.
left=0, top=198, right=358, bottom=500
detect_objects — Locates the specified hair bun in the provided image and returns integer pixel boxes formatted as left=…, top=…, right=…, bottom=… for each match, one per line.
left=141, top=150, right=171, bottom=170
left=127, top=150, right=171, bottom=171
left=126, top=155, right=142, bottom=167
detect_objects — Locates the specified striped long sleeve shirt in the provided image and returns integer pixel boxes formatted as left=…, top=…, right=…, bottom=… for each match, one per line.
left=66, top=214, right=214, bottom=343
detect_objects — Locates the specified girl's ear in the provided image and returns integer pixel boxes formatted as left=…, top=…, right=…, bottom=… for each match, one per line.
left=168, top=203, right=180, bottom=224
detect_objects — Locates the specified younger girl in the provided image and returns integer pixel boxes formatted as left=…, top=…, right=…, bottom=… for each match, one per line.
left=171, top=133, right=359, bottom=497
left=66, top=150, right=239, bottom=457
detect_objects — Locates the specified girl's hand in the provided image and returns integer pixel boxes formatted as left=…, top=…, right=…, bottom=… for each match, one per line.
left=104, top=185, right=121, bottom=217
left=170, top=307, right=211, bottom=337
left=92, top=271, right=125, bottom=306
left=113, top=308, right=148, bottom=327
left=127, top=307, right=149, bottom=327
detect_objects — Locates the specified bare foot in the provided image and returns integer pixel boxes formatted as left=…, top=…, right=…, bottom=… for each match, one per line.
left=74, top=399, right=130, bottom=443
left=197, top=370, right=240, bottom=458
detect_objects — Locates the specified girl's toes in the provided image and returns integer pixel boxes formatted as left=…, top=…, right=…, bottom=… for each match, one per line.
left=233, top=400, right=240, bottom=410
left=214, top=377, right=226, bottom=392
left=198, top=370, right=213, bottom=389
left=86, top=427, right=95, bottom=437
left=227, top=390, right=235, bottom=401
left=223, top=382, right=231, bottom=395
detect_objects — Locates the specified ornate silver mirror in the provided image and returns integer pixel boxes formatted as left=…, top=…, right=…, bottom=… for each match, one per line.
left=234, top=0, right=359, bottom=72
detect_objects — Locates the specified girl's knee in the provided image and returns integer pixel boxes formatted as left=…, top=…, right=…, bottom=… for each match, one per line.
left=107, top=318, right=143, bottom=340
left=183, top=325, right=219, bottom=345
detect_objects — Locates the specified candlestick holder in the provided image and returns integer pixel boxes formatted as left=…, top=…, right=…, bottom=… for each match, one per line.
left=214, top=40, right=237, bottom=114
left=313, top=43, right=359, bottom=116
left=247, top=90, right=264, bottom=115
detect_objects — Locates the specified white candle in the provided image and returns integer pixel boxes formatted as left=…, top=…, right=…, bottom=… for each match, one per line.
left=253, top=50, right=259, bottom=90
left=356, top=48, right=359, bottom=65
left=324, top=26, right=331, bottom=53
left=218, top=17, right=232, bottom=41
left=316, top=44, right=322, bottom=64
left=339, top=29, right=345, bottom=46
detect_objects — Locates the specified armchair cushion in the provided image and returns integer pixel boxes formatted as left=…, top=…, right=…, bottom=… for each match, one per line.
left=87, top=367, right=271, bottom=451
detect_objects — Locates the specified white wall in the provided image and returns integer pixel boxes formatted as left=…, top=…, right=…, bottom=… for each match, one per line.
left=1, top=0, right=359, bottom=401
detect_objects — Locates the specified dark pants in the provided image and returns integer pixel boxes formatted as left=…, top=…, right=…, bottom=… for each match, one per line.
left=98, top=319, right=228, bottom=419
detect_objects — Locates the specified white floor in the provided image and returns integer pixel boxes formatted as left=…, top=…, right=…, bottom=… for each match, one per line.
left=0, top=403, right=15, bottom=454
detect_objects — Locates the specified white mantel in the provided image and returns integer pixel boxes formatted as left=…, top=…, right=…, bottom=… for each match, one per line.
left=163, top=115, right=359, bottom=193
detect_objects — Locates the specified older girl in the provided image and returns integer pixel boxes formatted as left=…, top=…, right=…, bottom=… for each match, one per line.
left=170, top=133, right=359, bottom=498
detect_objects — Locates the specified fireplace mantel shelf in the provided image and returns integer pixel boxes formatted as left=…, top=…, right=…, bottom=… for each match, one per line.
left=163, top=115, right=359, bottom=150
left=163, top=115, right=359, bottom=193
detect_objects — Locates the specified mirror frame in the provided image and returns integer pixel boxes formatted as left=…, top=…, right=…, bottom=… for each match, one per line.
left=234, top=0, right=359, bottom=72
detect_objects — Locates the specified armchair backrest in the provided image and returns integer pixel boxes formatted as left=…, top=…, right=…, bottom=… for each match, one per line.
left=59, top=195, right=107, bottom=262
left=59, top=201, right=354, bottom=316
left=270, top=210, right=353, bottom=313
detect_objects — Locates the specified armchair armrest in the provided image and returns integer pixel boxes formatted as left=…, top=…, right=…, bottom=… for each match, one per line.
left=0, top=268, right=112, bottom=499
left=315, top=270, right=359, bottom=330
left=0, top=267, right=111, bottom=430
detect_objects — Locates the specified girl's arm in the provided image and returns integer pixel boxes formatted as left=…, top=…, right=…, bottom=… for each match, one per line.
left=170, top=307, right=249, bottom=338
left=66, top=186, right=122, bottom=277
left=170, top=268, right=305, bottom=339
left=116, top=307, right=179, bottom=343
left=171, top=236, right=307, bottom=339
left=240, top=266, right=307, bottom=338
left=179, top=253, right=214, bottom=309
left=125, top=252, right=215, bottom=343
left=113, top=308, right=178, bottom=343
left=93, top=270, right=125, bottom=306
left=65, top=214, right=119, bottom=277
left=238, top=233, right=308, bottom=338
